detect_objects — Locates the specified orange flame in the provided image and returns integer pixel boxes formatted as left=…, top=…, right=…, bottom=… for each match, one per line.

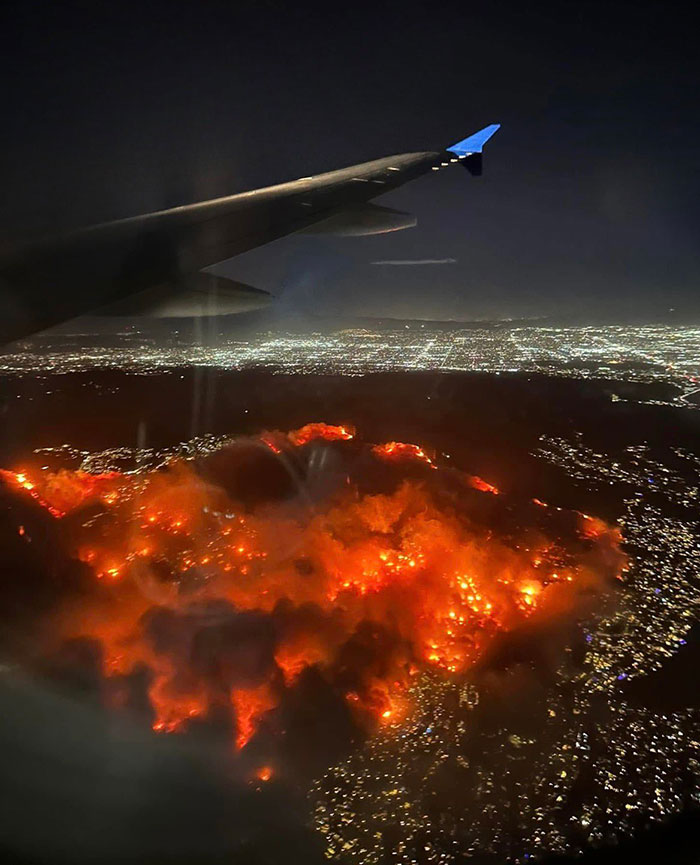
left=372, top=441, right=436, bottom=468
left=3, top=424, right=624, bottom=750
left=0, top=467, right=121, bottom=518
left=468, top=476, right=500, bottom=495
left=232, top=684, right=276, bottom=750
left=287, top=423, right=355, bottom=447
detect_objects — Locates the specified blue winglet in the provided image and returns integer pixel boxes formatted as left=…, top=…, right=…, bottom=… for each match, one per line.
left=446, top=123, right=501, bottom=156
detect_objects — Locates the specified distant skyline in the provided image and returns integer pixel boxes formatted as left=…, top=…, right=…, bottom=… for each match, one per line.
left=2, top=0, right=698, bottom=321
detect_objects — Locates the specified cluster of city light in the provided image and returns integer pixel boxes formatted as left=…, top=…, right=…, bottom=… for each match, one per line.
left=3, top=323, right=700, bottom=408
left=312, top=677, right=699, bottom=863
left=536, top=435, right=700, bottom=687
left=310, top=430, right=700, bottom=863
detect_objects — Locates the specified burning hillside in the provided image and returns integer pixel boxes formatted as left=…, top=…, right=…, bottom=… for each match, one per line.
left=1, top=423, right=624, bottom=755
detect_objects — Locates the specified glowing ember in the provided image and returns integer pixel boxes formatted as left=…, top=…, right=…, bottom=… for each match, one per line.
left=579, top=513, right=609, bottom=539
left=255, top=766, right=273, bottom=782
left=232, top=684, right=276, bottom=750
left=260, top=435, right=282, bottom=454
left=1, top=424, right=625, bottom=751
left=0, top=467, right=121, bottom=518
left=468, top=476, right=499, bottom=495
left=287, top=422, right=355, bottom=447
left=372, top=441, right=436, bottom=468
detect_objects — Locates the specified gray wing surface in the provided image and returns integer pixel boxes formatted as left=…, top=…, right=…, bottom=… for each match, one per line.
left=0, top=124, right=499, bottom=344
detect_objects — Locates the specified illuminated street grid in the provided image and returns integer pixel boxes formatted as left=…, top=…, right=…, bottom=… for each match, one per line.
left=536, top=436, right=700, bottom=688
left=311, top=435, right=700, bottom=864
left=312, top=680, right=698, bottom=863
left=34, top=435, right=236, bottom=475
left=2, top=323, right=700, bottom=406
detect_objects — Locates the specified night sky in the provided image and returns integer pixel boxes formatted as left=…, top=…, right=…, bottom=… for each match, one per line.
left=1, top=0, right=698, bottom=321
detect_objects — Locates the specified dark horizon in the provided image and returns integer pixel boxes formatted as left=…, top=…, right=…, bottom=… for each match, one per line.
left=1, top=0, right=699, bottom=322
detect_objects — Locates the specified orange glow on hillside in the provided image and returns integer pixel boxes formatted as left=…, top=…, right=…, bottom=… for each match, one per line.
left=287, top=423, right=355, bottom=447
left=372, top=441, right=436, bottom=468
left=1, top=424, right=624, bottom=751
left=468, top=476, right=500, bottom=495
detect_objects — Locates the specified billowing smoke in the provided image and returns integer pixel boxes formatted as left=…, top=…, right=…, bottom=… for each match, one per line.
left=1, top=423, right=625, bottom=770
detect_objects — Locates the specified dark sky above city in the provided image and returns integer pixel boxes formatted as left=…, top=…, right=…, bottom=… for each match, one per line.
left=1, top=0, right=698, bottom=321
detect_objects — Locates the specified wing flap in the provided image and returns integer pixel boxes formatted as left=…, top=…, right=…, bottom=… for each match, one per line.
left=97, top=274, right=271, bottom=318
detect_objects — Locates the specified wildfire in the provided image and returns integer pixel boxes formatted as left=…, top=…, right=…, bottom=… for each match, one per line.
left=255, top=766, right=273, bottom=782
left=0, top=467, right=121, bottom=519
left=372, top=441, right=436, bottom=468
left=287, top=422, right=355, bottom=447
left=468, top=476, right=500, bottom=495
left=232, top=684, right=276, bottom=750
left=579, top=513, right=611, bottom=540
left=2, top=423, right=625, bottom=752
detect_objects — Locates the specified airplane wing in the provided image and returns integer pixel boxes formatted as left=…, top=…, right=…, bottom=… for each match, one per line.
left=0, top=124, right=500, bottom=343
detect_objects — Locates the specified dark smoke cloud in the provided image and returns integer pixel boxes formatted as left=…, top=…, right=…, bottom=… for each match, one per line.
left=0, top=426, right=625, bottom=864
